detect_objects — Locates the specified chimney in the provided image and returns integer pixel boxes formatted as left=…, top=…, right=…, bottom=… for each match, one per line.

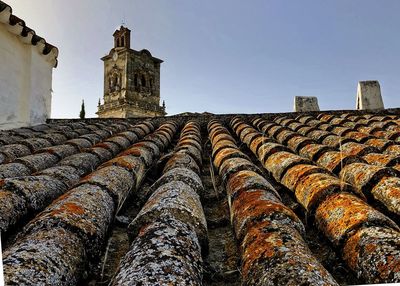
left=356, top=80, right=384, bottom=110
left=294, top=96, right=320, bottom=112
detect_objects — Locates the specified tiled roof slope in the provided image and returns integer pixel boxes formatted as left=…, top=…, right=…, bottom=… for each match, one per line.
left=1, top=108, right=400, bottom=285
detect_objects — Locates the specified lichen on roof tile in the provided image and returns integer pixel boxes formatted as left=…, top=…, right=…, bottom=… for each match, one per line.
left=2, top=111, right=400, bottom=284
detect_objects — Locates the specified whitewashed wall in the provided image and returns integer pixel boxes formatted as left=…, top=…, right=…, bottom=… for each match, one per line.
left=356, top=81, right=384, bottom=110
left=0, top=24, right=53, bottom=130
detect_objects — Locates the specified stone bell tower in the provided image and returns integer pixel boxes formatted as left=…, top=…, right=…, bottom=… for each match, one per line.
left=97, top=26, right=166, bottom=118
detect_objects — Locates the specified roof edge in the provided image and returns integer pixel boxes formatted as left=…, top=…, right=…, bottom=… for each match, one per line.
left=0, top=1, right=58, bottom=68
left=101, top=47, right=163, bottom=64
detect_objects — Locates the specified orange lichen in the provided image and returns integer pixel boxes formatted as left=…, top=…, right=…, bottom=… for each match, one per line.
left=259, top=122, right=278, bottom=134
left=331, top=126, right=351, bottom=136
left=339, top=163, right=395, bottom=195
left=362, top=153, right=396, bottom=167
left=231, top=189, right=280, bottom=211
left=249, top=136, right=270, bottom=154
left=211, top=140, right=237, bottom=157
left=371, top=176, right=400, bottom=215
left=241, top=131, right=261, bottom=146
left=226, top=170, right=277, bottom=200
left=211, top=133, right=234, bottom=146
left=317, top=151, right=357, bottom=174
left=364, top=138, right=392, bottom=151
left=268, top=125, right=286, bottom=138
left=50, top=201, right=85, bottom=216
left=298, top=143, right=332, bottom=161
left=241, top=221, right=277, bottom=276
left=319, top=114, right=335, bottom=122
left=295, top=172, right=346, bottom=211
left=340, top=142, right=372, bottom=156
left=236, top=123, right=253, bottom=137
left=119, top=148, right=146, bottom=157
left=345, top=131, right=370, bottom=142
left=297, top=126, right=316, bottom=135
left=99, top=156, right=144, bottom=178
left=276, top=129, right=296, bottom=145
left=281, top=164, right=327, bottom=192
left=264, top=151, right=309, bottom=181
left=213, top=148, right=247, bottom=169
left=385, top=144, right=400, bottom=156
left=315, top=193, right=397, bottom=246
left=286, top=136, right=313, bottom=152
left=232, top=191, right=301, bottom=240
left=364, top=243, right=377, bottom=253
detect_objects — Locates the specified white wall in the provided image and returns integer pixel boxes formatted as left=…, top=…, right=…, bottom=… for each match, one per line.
left=0, top=24, right=53, bottom=130
left=30, top=48, right=53, bottom=124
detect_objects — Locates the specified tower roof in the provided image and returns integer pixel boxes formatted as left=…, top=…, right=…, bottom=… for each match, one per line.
left=113, top=25, right=131, bottom=36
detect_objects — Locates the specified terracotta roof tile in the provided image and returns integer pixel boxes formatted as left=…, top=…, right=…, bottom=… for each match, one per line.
left=213, top=119, right=338, bottom=285
left=2, top=110, right=400, bottom=284
left=232, top=114, right=400, bottom=283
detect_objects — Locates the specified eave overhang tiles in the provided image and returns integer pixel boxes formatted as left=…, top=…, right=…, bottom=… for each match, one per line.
left=0, top=1, right=58, bottom=67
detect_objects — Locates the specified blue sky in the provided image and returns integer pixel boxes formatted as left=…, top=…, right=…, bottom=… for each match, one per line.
left=7, top=0, right=400, bottom=118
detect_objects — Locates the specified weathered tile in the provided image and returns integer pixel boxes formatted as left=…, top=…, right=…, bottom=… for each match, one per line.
left=59, top=153, right=101, bottom=176
left=128, top=181, right=207, bottom=247
left=81, top=165, right=134, bottom=210
left=3, top=228, right=85, bottom=285
left=0, top=190, right=27, bottom=233
left=15, top=153, right=59, bottom=173
left=0, top=163, right=32, bottom=179
left=0, top=175, right=68, bottom=213
left=25, top=184, right=114, bottom=258
left=113, top=216, right=203, bottom=286
left=315, top=192, right=399, bottom=246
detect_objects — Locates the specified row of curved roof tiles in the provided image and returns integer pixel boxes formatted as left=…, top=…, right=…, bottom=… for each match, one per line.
left=0, top=121, right=154, bottom=235
left=2, top=120, right=183, bottom=284
left=273, top=114, right=400, bottom=217
left=209, top=119, right=338, bottom=285
left=239, top=115, right=400, bottom=283
left=112, top=120, right=206, bottom=285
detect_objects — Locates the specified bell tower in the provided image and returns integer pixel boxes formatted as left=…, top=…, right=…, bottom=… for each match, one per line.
left=113, top=26, right=130, bottom=49
left=97, top=26, right=166, bottom=118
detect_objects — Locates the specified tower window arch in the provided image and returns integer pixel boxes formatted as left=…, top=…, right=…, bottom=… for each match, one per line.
left=110, top=72, right=121, bottom=91
left=141, top=75, right=146, bottom=87
left=121, top=36, right=125, bottom=47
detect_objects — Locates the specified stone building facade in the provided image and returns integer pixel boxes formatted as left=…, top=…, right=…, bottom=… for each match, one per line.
left=97, top=26, right=166, bottom=118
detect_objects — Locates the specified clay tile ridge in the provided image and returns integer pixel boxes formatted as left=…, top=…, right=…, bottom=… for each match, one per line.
left=0, top=1, right=58, bottom=67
